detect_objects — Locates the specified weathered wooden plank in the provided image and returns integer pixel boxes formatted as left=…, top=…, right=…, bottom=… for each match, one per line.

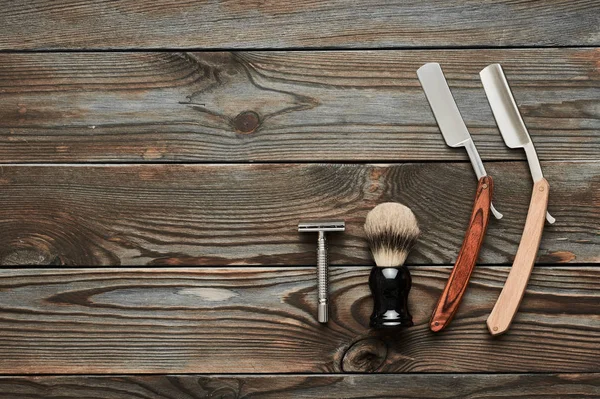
left=0, top=267, right=597, bottom=374
left=0, top=162, right=597, bottom=266
left=0, top=49, right=597, bottom=162
left=1, top=374, right=599, bottom=398
left=0, top=1, right=598, bottom=50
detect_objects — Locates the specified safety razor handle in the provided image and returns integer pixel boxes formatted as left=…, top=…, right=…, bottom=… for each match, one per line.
left=316, top=231, right=329, bottom=323
left=487, top=178, right=549, bottom=336
left=369, top=266, right=413, bottom=328
left=430, top=176, right=493, bottom=332
left=298, top=220, right=344, bottom=324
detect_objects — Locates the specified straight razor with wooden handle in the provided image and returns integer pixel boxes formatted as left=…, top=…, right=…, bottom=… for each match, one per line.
left=417, top=62, right=502, bottom=332
left=480, top=64, right=556, bottom=336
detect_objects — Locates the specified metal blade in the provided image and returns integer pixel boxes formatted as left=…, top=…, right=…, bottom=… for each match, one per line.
left=417, top=62, right=471, bottom=148
left=480, top=64, right=555, bottom=224
left=418, top=62, right=502, bottom=220
left=479, top=64, right=532, bottom=149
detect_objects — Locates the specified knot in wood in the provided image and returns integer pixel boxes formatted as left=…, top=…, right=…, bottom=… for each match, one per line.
left=341, top=338, right=387, bottom=372
left=196, top=377, right=240, bottom=398
left=207, top=386, right=239, bottom=399
left=1, top=248, right=62, bottom=266
left=233, top=111, right=260, bottom=133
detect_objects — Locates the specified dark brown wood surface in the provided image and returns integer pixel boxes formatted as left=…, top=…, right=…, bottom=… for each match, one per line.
left=1, top=1, right=598, bottom=50
left=0, top=266, right=597, bottom=374
left=430, top=176, right=493, bottom=332
left=1, top=2, right=599, bottom=395
left=1, top=374, right=599, bottom=398
left=0, top=162, right=597, bottom=266
left=0, top=49, right=598, bottom=162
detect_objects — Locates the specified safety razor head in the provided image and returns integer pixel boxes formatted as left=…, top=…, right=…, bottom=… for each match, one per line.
left=298, top=221, right=346, bottom=233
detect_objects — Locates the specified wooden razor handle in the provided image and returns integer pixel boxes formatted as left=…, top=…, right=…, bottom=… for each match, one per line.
left=487, top=178, right=550, bottom=336
left=430, top=176, right=493, bottom=332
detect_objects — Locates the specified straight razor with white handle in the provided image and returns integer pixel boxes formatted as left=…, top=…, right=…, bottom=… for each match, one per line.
left=480, top=63, right=556, bottom=336
left=417, top=62, right=501, bottom=332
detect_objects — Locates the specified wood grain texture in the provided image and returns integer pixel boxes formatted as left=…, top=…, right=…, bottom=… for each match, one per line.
left=0, top=162, right=597, bottom=266
left=487, top=178, right=550, bottom=336
left=1, top=374, right=599, bottom=398
left=0, top=266, right=597, bottom=374
left=0, top=1, right=599, bottom=50
left=430, top=176, right=492, bottom=332
left=0, top=49, right=598, bottom=162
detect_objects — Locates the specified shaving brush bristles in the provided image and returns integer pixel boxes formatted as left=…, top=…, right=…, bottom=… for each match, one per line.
left=364, top=202, right=420, bottom=267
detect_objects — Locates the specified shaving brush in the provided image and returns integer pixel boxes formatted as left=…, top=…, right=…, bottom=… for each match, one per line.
left=364, top=202, right=420, bottom=328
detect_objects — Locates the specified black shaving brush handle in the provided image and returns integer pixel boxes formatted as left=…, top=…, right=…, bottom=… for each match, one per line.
left=369, top=266, right=413, bottom=328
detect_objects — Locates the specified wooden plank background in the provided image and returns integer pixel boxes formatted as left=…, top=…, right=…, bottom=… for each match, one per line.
left=0, top=1, right=598, bottom=49
left=1, top=374, right=599, bottom=398
left=0, top=267, right=597, bottom=374
left=0, top=1, right=598, bottom=398
left=0, top=49, right=598, bottom=162
left=0, top=162, right=597, bottom=266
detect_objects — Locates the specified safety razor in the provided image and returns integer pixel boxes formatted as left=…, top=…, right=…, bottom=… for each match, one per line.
left=298, top=220, right=345, bottom=323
